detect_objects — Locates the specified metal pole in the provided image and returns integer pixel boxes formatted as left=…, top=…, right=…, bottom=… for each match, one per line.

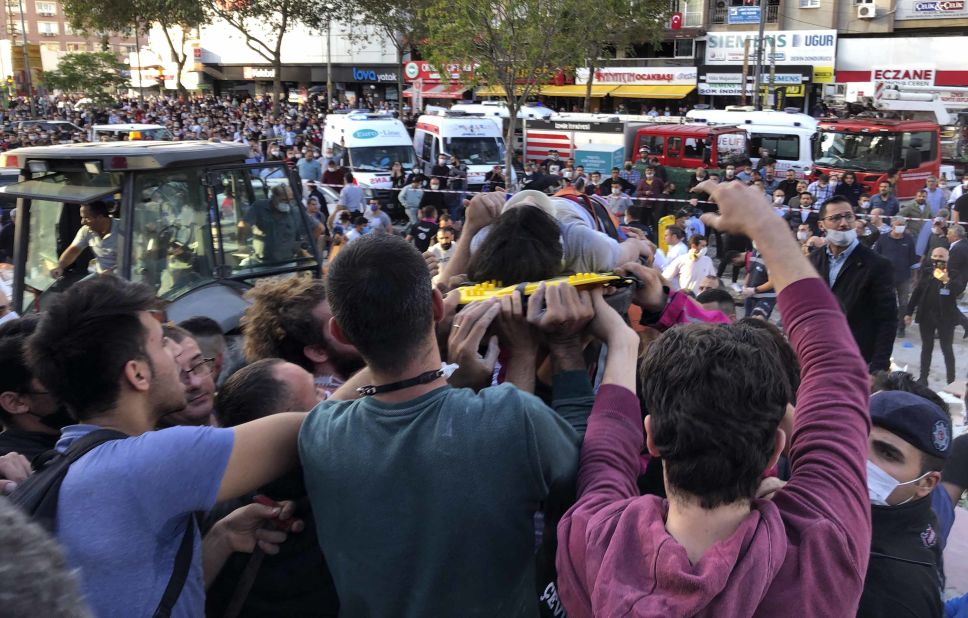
left=741, top=39, right=750, bottom=107
left=767, top=38, right=776, bottom=110
left=326, top=18, right=333, bottom=110
left=17, top=0, right=34, bottom=117
left=134, top=19, right=144, bottom=103
left=751, top=0, right=768, bottom=111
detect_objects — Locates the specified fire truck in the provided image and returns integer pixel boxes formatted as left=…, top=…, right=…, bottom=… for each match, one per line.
left=813, top=117, right=942, bottom=200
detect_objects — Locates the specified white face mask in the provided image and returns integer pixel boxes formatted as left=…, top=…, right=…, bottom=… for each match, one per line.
left=774, top=197, right=784, bottom=204
left=826, top=228, right=858, bottom=247
left=797, top=231, right=809, bottom=241
left=867, top=459, right=930, bottom=506
left=692, top=247, right=708, bottom=258
left=894, top=225, right=906, bottom=234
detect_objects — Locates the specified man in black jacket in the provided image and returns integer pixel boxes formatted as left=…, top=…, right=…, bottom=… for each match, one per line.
left=809, top=196, right=897, bottom=372
left=906, top=247, right=960, bottom=385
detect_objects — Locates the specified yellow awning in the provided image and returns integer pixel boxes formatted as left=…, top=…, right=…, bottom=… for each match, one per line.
left=609, top=85, right=695, bottom=99
left=476, top=85, right=527, bottom=97
left=538, top=85, right=617, bottom=97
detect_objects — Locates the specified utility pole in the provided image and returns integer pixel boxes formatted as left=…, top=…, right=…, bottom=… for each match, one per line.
left=326, top=18, right=333, bottom=110
left=134, top=18, right=144, bottom=104
left=751, top=0, right=768, bottom=111
left=17, top=0, right=34, bottom=117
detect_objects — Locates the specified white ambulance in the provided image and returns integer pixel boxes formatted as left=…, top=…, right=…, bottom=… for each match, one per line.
left=413, top=110, right=514, bottom=190
left=685, top=107, right=817, bottom=176
left=321, top=112, right=418, bottom=197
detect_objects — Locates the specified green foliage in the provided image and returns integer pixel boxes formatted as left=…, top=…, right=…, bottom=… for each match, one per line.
left=41, top=52, right=129, bottom=105
left=61, top=0, right=206, bottom=36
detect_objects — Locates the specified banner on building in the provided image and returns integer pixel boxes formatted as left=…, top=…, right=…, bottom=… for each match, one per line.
left=705, top=30, right=837, bottom=66
left=896, top=0, right=968, bottom=20
left=575, top=67, right=697, bottom=86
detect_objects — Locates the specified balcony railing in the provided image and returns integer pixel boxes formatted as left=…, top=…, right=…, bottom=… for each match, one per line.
left=711, top=1, right=780, bottom=24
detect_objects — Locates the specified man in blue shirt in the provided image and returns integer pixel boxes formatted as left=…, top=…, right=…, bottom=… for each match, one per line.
left=338, top=172, right=365, bottom=213
left=24, top=276, right=307, bottom=617
left=869, top=181, right=901, bottom=217
left=296, top=150, right=322, bottom=183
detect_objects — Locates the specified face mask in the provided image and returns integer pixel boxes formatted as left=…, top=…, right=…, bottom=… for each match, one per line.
left=275, top=200, right=292, bottom=213
left=894, top=226, right=906, bottom=234
left=430, top=184, right=439, bottom=191
left=726, top=170, right=734, bottom=178
left=774, top=196, right=784, bottom=204
left=826, top=228, right=858, bottom=247
left=439, top=241, right=453, bottom=250
left=624, top=164, right=632, bottom=170
left=867, top=459, right=930, bottom=506
left=612, top=187, right=621, bottom=194
left=696, top=247, right=708, bottom=258
left=797, top=231, right=809, bottom=241
left=28, top=405, right=75, bottom=430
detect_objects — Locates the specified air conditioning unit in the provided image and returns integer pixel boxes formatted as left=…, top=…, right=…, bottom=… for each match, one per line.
left=42, top=31, right=56, bottom=37
left=857, top=0, right=876, bottom=18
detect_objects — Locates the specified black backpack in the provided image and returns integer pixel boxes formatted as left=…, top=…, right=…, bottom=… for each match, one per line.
left=10, top=429, right=197, bottom=618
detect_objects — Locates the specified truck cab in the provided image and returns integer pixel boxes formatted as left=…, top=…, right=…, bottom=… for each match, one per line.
left=686, top=109, right=817, bottom=177
left=414, top=111, right=513, bottom=190
left=813, top=118, right=940, bottom=200
left=0, top=141, right=320, bottom=331
left=631, top=124, right=749, bottom=197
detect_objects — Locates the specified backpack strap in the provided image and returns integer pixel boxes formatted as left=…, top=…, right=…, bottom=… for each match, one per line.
left=10, top=428, right=128, bottom=532
left=152, top=513, right=200, bottom=618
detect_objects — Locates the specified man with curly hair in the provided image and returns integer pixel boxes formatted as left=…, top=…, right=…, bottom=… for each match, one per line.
left=241, top=277, right=363, bottom=398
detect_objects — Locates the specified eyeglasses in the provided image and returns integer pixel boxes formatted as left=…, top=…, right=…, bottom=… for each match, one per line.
left=180, top=357, right=216, bottom=383
left=822, top=212, right=856, bottom=224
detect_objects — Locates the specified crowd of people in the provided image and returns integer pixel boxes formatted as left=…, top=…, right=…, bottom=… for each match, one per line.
left=0, top=176, right=966, bottom=617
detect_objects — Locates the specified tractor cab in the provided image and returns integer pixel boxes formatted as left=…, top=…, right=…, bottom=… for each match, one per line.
left=0, top=141, right=320, bottom=331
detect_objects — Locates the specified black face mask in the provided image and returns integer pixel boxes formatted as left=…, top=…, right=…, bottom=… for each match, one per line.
left=29, top=404, right=75, bottom=430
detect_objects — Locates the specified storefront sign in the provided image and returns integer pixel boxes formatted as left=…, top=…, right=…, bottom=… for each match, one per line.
left=705, top=30, right=837, bottom=66
left=812, top=67, right=834, bottom=83
left=349, top=66, right=398, bottom=83
left=403, top=61, right=475, bottom=83
left=728, top=6, right=761, bottom=24
left=242, top=67, right=275, bottom=79
left=702, top=72, right=802, bottom=84
left=699, top=83, right=805, bottom=96
left=872, top=65, right=936, bottom=86
left=575, top=66, right=697, bottom=86
left=896, top=0, right=968, bottom=20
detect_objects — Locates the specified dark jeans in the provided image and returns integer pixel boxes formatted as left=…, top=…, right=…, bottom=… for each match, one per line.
left=894, top=279, right=911, bottom=333
left=919, top=319, right=956, bottom=384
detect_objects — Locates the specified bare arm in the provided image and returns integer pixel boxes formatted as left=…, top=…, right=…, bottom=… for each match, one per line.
left=216, top=412, right=306, bottom=502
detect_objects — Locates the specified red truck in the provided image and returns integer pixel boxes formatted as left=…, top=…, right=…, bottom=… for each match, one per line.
left=813, top=118, right=941, bottom=200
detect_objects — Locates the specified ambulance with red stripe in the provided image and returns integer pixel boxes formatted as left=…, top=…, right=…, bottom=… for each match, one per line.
left=413, top=110, right=514, bottom=190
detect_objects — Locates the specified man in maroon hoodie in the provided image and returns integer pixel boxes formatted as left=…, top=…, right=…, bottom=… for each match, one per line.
left=556, top=181, right=872, bottom=616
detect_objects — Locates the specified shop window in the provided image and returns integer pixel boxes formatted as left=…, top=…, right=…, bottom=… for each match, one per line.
left=674, top=39, right=694, bottom=59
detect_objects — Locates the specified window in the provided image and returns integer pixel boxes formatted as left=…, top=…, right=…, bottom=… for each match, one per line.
left=63, top=22, right=75, bottom=34
left=38, top=21, right=58, bottom=35
left=131, top=169, right=215, bottom=297
left=751, top=134, right=800, bottom=161
left=5, top=1, right=20, bottom=12
left=66, top=42, right=85, bottom=52
left=8, top=21, right=25, bottom=35
left=41, top=42, right=60, bottom=51
left=206, top=166, right=318, bottom=276
left=640, top=135, right=665, bottom=156
left=674, top=39, right=694, bottom=59
left=800, top=0, right=820, bottom=7
left=683, top=137, right=707, bottom=159
left=900, top=131, right=937, bottom=168
left=678, top=0, right=703, bottom=27
left=35, top=1, right=55, bottom=15
left=668, top=137, right=682, bottom=157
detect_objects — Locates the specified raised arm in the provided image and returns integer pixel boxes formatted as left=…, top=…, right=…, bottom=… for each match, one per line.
left=217, top=412, right=306, bottom=502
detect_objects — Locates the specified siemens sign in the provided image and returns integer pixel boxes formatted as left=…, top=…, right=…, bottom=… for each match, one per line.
left=705, top=29, right=837, bottom=66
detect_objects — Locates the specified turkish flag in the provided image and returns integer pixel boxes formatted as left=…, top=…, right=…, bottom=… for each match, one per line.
left=671, top=12, right=682, bottom=29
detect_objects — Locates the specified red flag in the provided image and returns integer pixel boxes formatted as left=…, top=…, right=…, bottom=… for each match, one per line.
left=671, top=12, right=682, bottom=29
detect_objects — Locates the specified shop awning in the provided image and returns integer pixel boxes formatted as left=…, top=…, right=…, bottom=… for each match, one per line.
left=476, top=85, right=528, bottom=97
left=538, top=85, right=618, bottom=97
left=403, top=83, right=468, bottom=99
left=609, top=85, right=695, bottom=99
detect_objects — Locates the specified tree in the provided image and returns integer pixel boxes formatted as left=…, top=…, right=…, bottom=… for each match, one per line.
left=42, top=52, right=129, bottom=105
left=203, top=0, right=338, bottom=117
left=61, top=0, right=208, bottom=97
left=420, top=0, right=584, bottom=175
left=346, top=0, right=429, bottom=115
left=573, top=0, right=669, bottom=112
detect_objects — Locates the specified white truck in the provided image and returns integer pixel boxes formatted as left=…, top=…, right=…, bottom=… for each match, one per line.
left=685, top=108, right=818, bottom=176
left=449, top=101, right=553, bottom=152
left=321, top=112, right=418, bottom=198
left=414, top=110, right=515, bottom=189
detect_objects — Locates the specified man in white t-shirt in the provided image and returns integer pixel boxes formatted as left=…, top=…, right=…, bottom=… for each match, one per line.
left=662, top=235, right=717, bottom=293
left=51, top=201, right=118, bottom=277
left=664, top=226, right=688, bottom=262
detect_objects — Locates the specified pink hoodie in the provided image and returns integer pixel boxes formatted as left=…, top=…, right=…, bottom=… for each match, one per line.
left=556, top=277, right=872, bottom=617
